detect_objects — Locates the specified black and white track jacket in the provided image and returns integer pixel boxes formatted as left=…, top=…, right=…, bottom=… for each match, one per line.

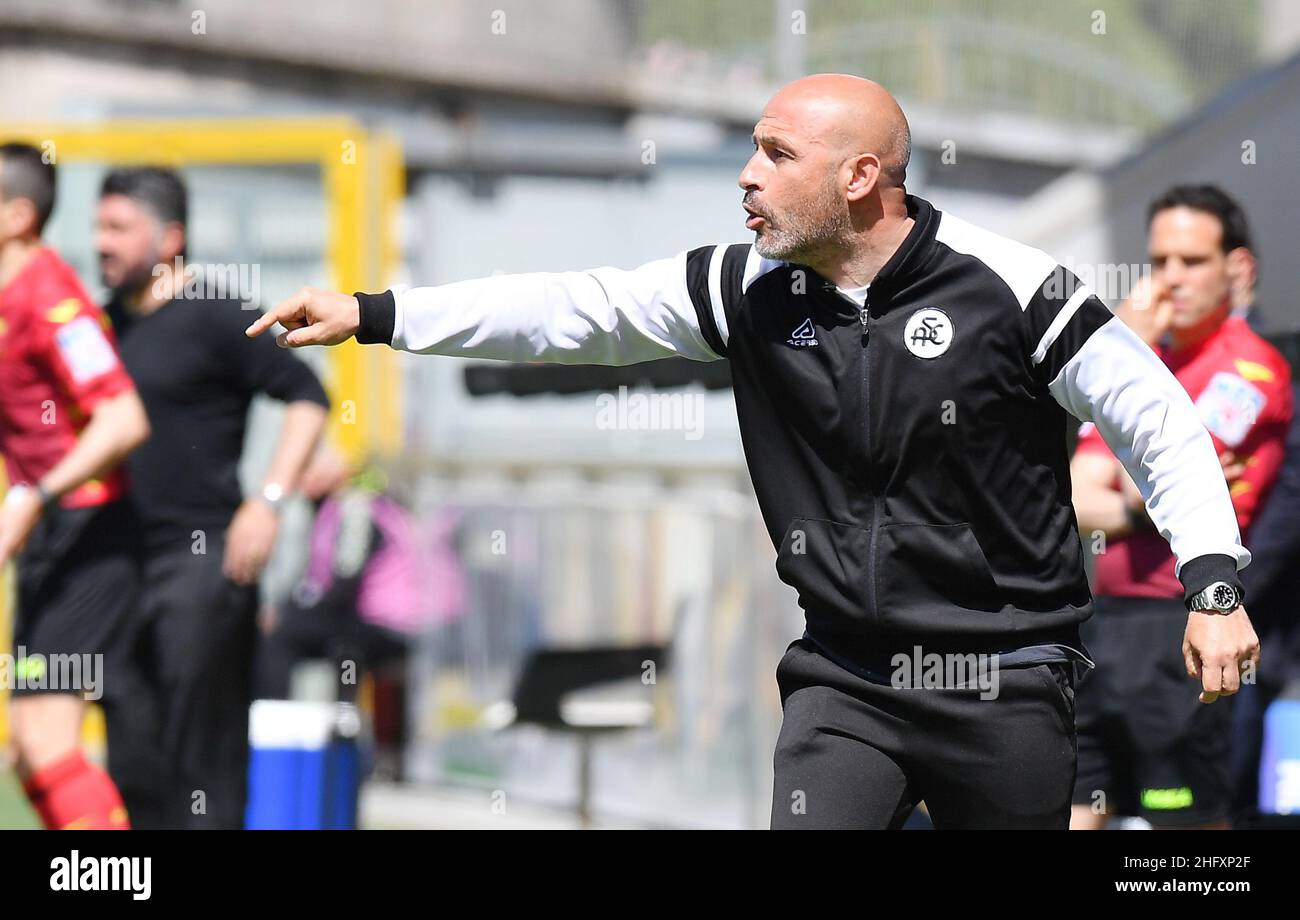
left=356, top=194, right=1248, bottom=667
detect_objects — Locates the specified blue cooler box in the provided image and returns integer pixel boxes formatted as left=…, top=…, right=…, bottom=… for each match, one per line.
left=1259, top=699, right=1300, bottom=815
left=245, top=700, right=362, bottom=829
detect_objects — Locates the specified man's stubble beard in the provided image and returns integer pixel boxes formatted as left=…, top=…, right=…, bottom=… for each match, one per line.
left=104, top=262, right=157, bottom=300
left=102, top=239, right=164, bottom=301
left=752, top=173, right=851, bottom=265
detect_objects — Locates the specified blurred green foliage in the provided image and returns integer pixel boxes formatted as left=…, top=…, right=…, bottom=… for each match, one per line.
left=638, top=0, right=1261, bottom=130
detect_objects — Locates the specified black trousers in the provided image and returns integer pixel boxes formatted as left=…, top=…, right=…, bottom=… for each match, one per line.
left=1071, top=596, right=1231, bottom=826
left=770, top=638, right=1077, bottom=829
left=11, top=500, right=140, bottom=697
left=101, top=542, right=258, bottom=829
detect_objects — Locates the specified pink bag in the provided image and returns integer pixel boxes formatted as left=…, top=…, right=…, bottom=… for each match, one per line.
left=300, top=493, right=466, bottom=635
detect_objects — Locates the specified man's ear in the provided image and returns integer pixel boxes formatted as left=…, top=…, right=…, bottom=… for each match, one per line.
left=844, top=153, right=882, bottom=203
left=159, top=221, right=187, bottom=263
left=1226, top=247, right=1255, bottom=309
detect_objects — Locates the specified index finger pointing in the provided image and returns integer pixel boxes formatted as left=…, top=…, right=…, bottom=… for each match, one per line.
left=246, top=291, right=306, bottom=338
left=245, top=308, right=284, bottom=338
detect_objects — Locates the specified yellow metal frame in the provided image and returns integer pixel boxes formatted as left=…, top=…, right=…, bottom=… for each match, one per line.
left=0, top=118, right=405, bottom=749
left=2, top=117, right=404, bottom=460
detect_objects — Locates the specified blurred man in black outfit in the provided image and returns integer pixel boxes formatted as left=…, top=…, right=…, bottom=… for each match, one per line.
left=97, top=168, right=330, bottom=828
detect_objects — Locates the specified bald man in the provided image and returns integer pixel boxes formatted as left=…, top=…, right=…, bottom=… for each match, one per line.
left=248, top=75, right=1259, bottom=829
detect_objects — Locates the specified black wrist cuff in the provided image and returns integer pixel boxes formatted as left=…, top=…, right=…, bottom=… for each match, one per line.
left=354, top=290, right=395, bottom=345
left=1180, top=553, right=1243, bottom=608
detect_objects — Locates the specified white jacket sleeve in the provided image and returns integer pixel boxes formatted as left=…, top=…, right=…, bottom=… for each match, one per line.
left=1035, top=288, right=1249, bottom=579
left=382, top=247, right=734, bottom=365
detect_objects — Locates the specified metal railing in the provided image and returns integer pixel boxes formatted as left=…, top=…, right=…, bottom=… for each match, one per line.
left=400, top=474, right=802, bottom=828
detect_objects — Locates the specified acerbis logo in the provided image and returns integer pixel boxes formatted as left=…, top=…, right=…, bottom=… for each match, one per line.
left=903, top=307, right=952, bottom=359
left=787, top=317, right=818, bottom=347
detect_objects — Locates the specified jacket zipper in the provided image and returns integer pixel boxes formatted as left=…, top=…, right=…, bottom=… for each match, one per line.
left=860, top=299, right=881, bottom=627
left=825, top=282, right=883, bottom=628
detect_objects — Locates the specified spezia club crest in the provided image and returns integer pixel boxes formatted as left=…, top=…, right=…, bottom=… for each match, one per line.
left=903, top=307, right=952, bottom=359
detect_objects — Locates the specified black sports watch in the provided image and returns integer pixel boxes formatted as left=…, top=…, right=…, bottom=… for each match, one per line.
left=1186, top=581, right=1242, bottom=614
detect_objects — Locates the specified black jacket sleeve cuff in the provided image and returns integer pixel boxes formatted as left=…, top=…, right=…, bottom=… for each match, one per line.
left=1179, top=553, right=1244, bottom=607
left=354, top=290, right=395, bottom=346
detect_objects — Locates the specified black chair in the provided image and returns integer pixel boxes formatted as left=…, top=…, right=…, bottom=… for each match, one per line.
left=488, top=643, right=670, bottom=828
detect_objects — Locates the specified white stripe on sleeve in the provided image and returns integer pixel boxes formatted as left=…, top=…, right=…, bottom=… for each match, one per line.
left=389, top=251, right=723, bottom=365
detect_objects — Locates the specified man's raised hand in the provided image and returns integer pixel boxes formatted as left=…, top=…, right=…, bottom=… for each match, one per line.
left=245, top=286, right=360, bottom=347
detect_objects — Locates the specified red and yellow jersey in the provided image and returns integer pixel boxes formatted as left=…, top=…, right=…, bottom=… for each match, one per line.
left=0, top=247, right=135, bottom=507
left=1076, top=315, right=1293, bottom=598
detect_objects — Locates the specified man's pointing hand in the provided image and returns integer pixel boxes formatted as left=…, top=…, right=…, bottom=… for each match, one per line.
left=245, top=287, right=360, bottom=347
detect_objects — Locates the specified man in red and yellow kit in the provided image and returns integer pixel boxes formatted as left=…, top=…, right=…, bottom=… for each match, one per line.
left=1070, top=185, right=1292, bottom=829
left=0, top=142, right=150, bottom=829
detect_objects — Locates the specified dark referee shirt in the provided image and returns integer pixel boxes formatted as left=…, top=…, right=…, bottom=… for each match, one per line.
left=108, top=294, right=329, bottom=553
left=352, top=193, right=1249, bottom=677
